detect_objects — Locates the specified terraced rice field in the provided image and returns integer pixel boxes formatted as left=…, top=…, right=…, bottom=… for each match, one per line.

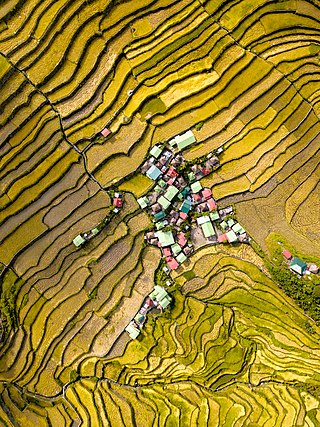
left=0, top=0, right=320, bottom=425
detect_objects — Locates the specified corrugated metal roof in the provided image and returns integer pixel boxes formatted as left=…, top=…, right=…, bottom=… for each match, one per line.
left=201, top=221, right=215, bottom=237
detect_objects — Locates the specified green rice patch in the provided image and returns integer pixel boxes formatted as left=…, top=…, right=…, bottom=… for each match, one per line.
left=119, top=173, right=153, bottom=197
left=140, top=97, right=167, bottom=120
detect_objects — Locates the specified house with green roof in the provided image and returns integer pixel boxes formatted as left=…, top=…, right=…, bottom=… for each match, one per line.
left=176, top=252, right=187, bottom=264
left=191, top=181, right=202, bottom=193
left=210, top=211, right=220, bottom=221
left=201, top=221, right=215, bottom=238
left=180, top=199, right=192, bottom=214
left=149, top=285, right=172, bottom=309
left=137, top=196, right=149, bottom=209
left=181, top=186, right=191, bottom=197
left=164, top=185, right=179, bottom=201
left=226, top=230, right=238, bottom=243
left=73, top=234, right=86, bottom=247
left=146, top=165, right=161, bottom=180
left=156, top=230, right=175, bottom=246
left=227, top=218, right=235, bottom=227
left=154, top=211, right=166, bottom=221
left=125, top=321, right=140, bottom=340
left=290, top=257, right=307, bottom=276
left=169, top=130, right=196, bottom=151
left=220, top=220, right=227, bottom=230
left=232, top=222, right=245, bottom=234
left=158, top=195, right=171, bottom=210
left=158, top=179, right=166, bottom=188
left=150, top=145, right=163, bottom=158
left=156, top=221, right=165, bottom=230
left=188, top=171, right=196, bottom=182
left=171, top=243, right=182, bottom=256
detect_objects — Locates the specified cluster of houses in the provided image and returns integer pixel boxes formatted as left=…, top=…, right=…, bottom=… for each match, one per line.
left=73, top=192, right=124, bottom=247
left=137, top=130, right=249, bottom=270
left=282, top=250, right=319, bottom=277
left=125, top=286, right=172, bottom=339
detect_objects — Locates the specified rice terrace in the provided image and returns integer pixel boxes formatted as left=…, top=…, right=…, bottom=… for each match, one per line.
left=1, top=0, right=320, bottom=425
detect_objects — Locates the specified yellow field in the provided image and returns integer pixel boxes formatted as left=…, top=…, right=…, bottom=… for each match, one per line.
left=1, top=0, right=320, bottom=425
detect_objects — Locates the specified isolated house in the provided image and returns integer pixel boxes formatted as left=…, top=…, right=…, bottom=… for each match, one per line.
left=290, top=257, right=307, bottom=275
left=113, top=197, right=123, bottom=208
left=73, top=234, right=86, bottom=247
left=101, top=127, right=111, bottom=137
left=282, top=250, right=292, bottom=260
left=308, top=264, right=319, bottom=274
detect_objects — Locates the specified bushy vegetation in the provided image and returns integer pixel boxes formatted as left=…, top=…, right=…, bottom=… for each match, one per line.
left=267, top=262, right=320, bottom=325
left=0, top=268, right=24, bottom=333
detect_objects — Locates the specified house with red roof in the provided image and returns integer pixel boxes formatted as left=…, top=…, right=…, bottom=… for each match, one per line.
left=167, top=166, right=179, bottom=178
left=179, top=211, right=188, bottom=220
left=218, top=233, right=228, bottom=243
left=163, top=247, right=171, bottom=257
left=101, top=127, right=111, bottom=137
left=193, top=193, right=201, bottom=203
left=166, top=257, right=179, bottom=270
left=113, top=197, right=123, bottom=208
left=202, top=167, right=211, bottom=176
left=201, top=189, right=212, bottom=200
left=177, top=232, right=187, bottom=247
left=207, top=198, right=217, bottom=211
left=282, top=250, right=292, bottom=260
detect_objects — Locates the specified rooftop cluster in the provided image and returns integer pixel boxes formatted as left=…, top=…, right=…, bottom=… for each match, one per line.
left=137, top=130, right=249, bottom=270
left=125, top=286, right=171, bottom=339
left=282, top=250, right=319, bottom=276
left=73, top=192, right=124, bottom=247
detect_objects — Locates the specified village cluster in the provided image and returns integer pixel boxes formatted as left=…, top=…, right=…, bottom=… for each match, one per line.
left=137, top=130, right=249, bottom=271
left=282, top=249, right=319, bottom=276
left=125, top=285, right=172, bottom=339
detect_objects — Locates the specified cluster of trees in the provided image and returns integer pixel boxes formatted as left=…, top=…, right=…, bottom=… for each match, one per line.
left=267, top=262, right=320, bottom=326
left=0, top=269, right=23, bottom=334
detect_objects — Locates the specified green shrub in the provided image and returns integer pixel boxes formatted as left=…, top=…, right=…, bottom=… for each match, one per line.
left=195, top=121, right=204, bottom=131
